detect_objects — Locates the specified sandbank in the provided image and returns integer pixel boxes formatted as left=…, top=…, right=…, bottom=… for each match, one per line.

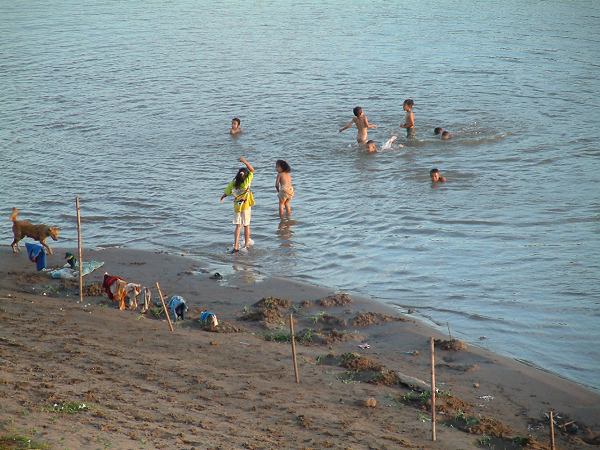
left=0, top=246, right=598, bottom=449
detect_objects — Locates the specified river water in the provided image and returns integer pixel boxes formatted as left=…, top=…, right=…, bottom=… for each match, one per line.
left=1, top=1, right=599, bottom=389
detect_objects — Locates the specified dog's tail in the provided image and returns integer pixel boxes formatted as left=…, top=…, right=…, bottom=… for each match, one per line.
left=10, top=208, right=19, bottom=223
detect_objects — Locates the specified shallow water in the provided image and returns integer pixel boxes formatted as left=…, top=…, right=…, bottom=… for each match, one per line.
left=1, top=1, right=599, bottom=389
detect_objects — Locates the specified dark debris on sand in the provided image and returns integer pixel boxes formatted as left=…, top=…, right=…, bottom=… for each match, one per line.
left=434, top=338, right=467, bottom=351
left=240, top=296, right=291, bottom=329
left=350, top=311, right=408, bottom=327
left=83, top=282, right=103, bottom=297
left=318, top=293, right=352, bottom=308
left=202, top=320, right=245, bottom=333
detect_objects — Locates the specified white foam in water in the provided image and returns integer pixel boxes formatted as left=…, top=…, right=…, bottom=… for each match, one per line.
left=381, top=135, right=399, bottom=150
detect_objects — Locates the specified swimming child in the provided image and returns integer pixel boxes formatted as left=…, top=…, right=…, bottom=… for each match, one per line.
left=430, top=168, right=447, bottom=183
left=230, top=117, right=242, bottom=136
left=220, top=156, right=255, bottom=253
left=339, top=106, right=377, bottom=144
left=366, top=140, right=377, bottom=153
left=400, top=99, right=415, bottom=139
left=434, top=127, right=452, bottom=140
left=275, top=159, right=294, bottom=219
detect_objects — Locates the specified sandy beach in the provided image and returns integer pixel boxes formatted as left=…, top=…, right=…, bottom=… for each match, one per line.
left=0, top=246, right=598, bottom=450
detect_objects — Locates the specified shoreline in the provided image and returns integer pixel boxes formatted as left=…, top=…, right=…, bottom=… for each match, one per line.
left=94, top=243, right=599, bottom=396
left=1, top=245, right=598, bottom=449
left=170, top=246, right=600, bottom=394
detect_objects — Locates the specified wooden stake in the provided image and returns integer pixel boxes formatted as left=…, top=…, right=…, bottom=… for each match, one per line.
left=289, top=313, right=300, bottom=383
left=430, top=337, right=437, bottom=441
left=549, top=410, right=556, bottom=450
left=75, top=196, right=83, bottom=303
left=155, top=282, right=174, bottom=332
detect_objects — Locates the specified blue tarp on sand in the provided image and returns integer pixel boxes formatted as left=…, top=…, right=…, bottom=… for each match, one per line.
left=49, top=261, right=104, bottom=279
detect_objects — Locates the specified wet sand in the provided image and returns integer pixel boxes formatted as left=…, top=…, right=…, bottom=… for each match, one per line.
left=0, top=246, right=598, bottom=450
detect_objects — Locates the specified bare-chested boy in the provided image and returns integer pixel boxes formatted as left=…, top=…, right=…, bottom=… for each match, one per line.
left=400, top=99, right=415, bottom=139
left=430, top=168, right=447, bottom=183
left=366, top=140, right=377, bottom=153
left=434, top=127, right=452, bottom=140
left=230, top=118, right=242, bottom=136
left=339, top=106, right=377, bottom=144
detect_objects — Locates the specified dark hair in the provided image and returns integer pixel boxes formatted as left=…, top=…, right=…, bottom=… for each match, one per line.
left=430, top=168, right=439, bottom=175
left=403, top=99, right=414, bottom=107
left=441, top=131, right=450, bottom=137
left=434, top=127, right=443, bottom=135
left=234, top=167, right=249, bottom=188
left=276, top=159, right=291, bottom=172
left=366, top=140, right=375, bottom=145
left=232, top=117, right=241, bottom=125
left=353, top=106, right=362, bottom=117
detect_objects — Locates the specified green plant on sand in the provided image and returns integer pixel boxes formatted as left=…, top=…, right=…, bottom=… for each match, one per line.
left=296, top=328, right=314, bottom=344
left=149, top=306, right=164, bottom=319
left=453, top=409, right=480, bottom=427
left=0, top=433, right=50, bottom=449
left=48, top=401, right=89, bottom=414
left=401, top=390, right=431, bottom=406
left=309, top=311, right=326, bottom=324
left=477, top=435, right=492, bottom=447
left=264, top=330, right=291, bottom=343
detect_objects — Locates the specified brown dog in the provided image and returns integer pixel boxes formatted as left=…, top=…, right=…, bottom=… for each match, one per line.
left=10, top=207, right=60, bottom=255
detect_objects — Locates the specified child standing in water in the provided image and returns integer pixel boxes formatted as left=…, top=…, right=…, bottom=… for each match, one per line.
left=339, top=106, right=377, bottom=144
left=220, top=157, right=255, bottom=253
left=275, top=159, right=294, bottom=219
left=400, top=99, right=415, bottom=139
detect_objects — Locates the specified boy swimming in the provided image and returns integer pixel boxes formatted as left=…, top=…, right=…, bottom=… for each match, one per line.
left=366, top=140, right=377, bottom=153
left=434, top=127, right=452, bottom=140
left=400, top=99, right=415, bottom=139
left=230, top=117, right=242, bottom=136
left=430, top=168, right=446, bottom=183
left=339, top=106, right=377, bottom=144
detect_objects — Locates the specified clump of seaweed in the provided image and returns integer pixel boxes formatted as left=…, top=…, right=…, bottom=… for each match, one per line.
left=318, top=293, right=352, bottom=308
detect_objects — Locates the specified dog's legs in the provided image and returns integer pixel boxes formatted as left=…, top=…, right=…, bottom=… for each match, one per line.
left=129, top=295, right=138, bottom=311
left=40, top=238, right=53, bottom=255
left=11, top=239, right=20, bottom=253
left=140, top=288, right=150, bottom=314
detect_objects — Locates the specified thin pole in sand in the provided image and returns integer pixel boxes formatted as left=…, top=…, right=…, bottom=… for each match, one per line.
left=289, top=313, right=300, bottom=383
left=430, top=337, right=437, bottom=441
left=75, top=196, right=83, bottom=304
left=155, top=282, right=174, bottom=333
left=549, top=410, right=556, bottom=450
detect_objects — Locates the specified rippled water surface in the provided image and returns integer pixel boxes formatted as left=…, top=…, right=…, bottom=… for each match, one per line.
left=1, top=1, right=599, bottom=389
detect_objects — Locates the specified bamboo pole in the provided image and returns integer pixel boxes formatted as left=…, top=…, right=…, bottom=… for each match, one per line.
left=549, top=410, right=556, bottom=450
left=155, top=282, right=174, bottom=332
left=289, top=313, right=300, bottom=383
left=75, top=196, right=83, bottom=303
left=430, top=337, right=437, bottom=441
